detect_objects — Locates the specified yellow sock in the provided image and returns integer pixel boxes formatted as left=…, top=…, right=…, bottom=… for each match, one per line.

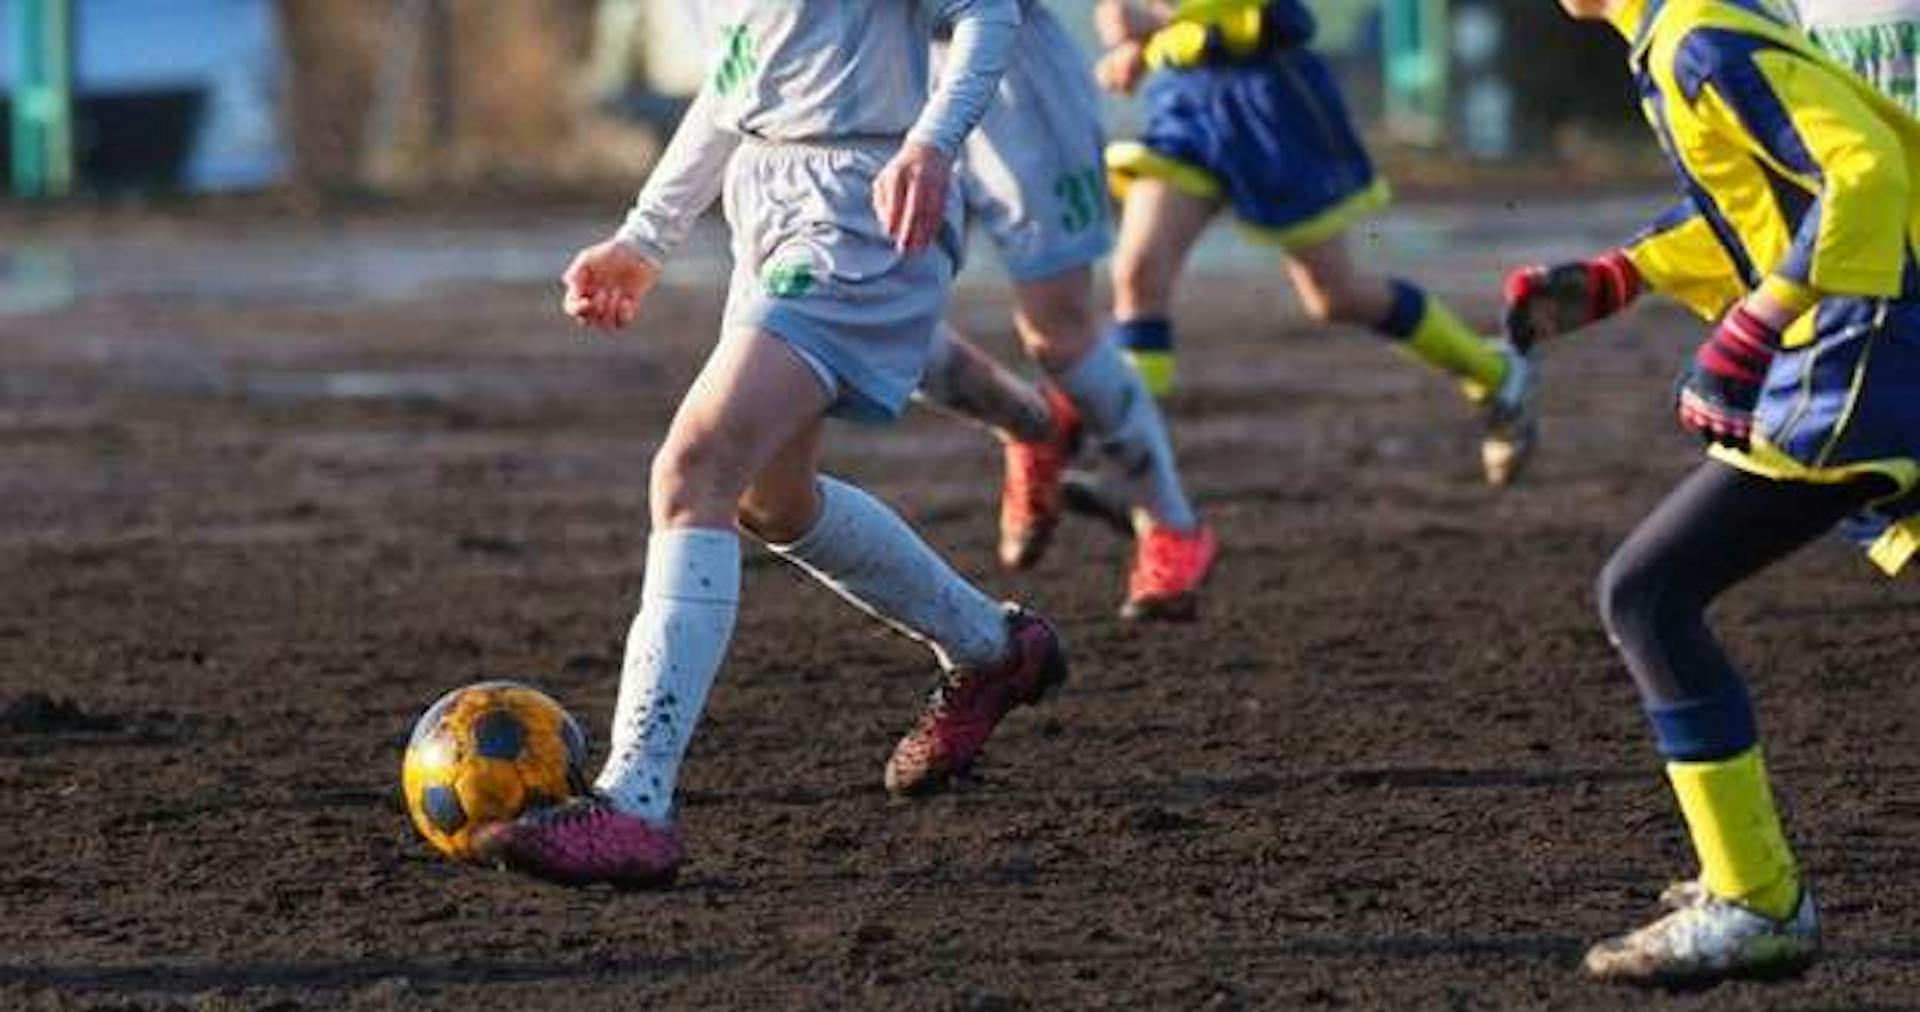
left=1123, top=349, right=1176, bottom=399
left=1667, top=748, right=1802, bottom=920
left=1400, top=298, right=1506, bottom=402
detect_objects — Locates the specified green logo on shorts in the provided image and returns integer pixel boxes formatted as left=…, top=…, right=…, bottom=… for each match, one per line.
left=714, top=24, right=759, bottom=96
left=764, top=261, right=816, bottom=298
left=1055, top=167, right=1109, bottom=234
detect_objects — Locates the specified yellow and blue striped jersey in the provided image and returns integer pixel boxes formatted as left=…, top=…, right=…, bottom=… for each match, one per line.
left=1617, top=0, right=1920, bottom=328
left=1144, top=1, right=1316, bottom=69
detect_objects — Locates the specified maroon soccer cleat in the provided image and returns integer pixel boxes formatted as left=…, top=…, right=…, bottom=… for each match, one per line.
left=1121, top=524, right=1217, bottom=621
left=999, top=386, right=1083, bottom=571
left=473, top=793, right=683, bottom=889
left=884, top=607, right=1068, bottom=797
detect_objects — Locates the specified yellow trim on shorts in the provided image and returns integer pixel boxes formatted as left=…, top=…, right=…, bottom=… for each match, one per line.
left=1105, top=141, right=1223, bottom=203
left=1711, top=437, right=1920, bottom=575
left=1236, top=178, right=1394, bottom=251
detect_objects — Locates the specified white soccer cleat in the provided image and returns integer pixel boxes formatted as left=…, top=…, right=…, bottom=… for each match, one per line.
left=1480, top=341, right=1538, bottom=487
left=1584, top=883, right=1820, bottom=987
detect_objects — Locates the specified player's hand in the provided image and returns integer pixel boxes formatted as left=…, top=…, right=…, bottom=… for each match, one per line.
left=1501, top=250, right=1641, bottom=352
left=1094, top=0, right=1155, bottom=46
left=561, top=239, right=659, bottom=331
left=1096, top=41, right=1149, bottom=95
left=1676, top=303, right=1779, bottom=450
left=874, top=141, right=953, bottom=253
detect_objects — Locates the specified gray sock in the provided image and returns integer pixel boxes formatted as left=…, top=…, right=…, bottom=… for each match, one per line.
left=914, top=323, right=1054, bottom=444
left=1054, top=338, right=1197, bottom=531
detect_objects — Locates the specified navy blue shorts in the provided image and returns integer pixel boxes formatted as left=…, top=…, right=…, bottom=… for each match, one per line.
left=1107, top=48, right=1389, bottom=247
left=1715, top=296, right=1920, bottom=574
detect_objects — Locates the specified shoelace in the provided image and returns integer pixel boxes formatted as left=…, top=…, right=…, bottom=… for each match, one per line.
left=535, top=797, right=613, bottom=829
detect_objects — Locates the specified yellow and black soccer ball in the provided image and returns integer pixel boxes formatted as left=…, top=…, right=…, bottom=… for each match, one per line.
left=401, top=681, right=589, bottom=861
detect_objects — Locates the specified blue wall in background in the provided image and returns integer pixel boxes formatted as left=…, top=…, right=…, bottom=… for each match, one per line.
left=0, top=0, right=286, bottom=189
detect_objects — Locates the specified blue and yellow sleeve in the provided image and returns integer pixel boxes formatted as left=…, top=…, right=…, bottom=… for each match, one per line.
left=1675, top=28, right=1909, bottom=297
left=1144, top=0, right=1313, bottom=70
left=1624, top=201, right=1748, bottom=321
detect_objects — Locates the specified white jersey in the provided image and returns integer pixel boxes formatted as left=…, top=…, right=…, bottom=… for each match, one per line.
left=1796, top=0, right=1920, bottom=27
left=616, top=0, right=1020, bottom=264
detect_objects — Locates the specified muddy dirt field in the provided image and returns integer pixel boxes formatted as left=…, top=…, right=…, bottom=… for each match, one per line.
left=4, top=216, right=1920, bottom=1011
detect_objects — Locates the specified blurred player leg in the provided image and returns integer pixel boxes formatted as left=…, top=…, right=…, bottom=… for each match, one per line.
left=1282, top=235, right=1537, bottom=485
left=915, top=323, right=1081, bottom=570
left=1582, top=463, right=1884, bottom=984
left=1094, top=178, right=1220, bottom=619
left=917, top=323, right=1056, bottom=447
left=1109, top=177, right=1217, bottom=396
left=923, top=4, right=1213, bottom=610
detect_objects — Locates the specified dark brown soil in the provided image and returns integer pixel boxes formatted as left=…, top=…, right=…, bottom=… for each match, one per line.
left=4, top=242, right=1920, bottom=1012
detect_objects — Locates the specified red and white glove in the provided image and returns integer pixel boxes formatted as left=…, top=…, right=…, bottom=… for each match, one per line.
left=1501, top=250, right=1642, bottom=351
left=1677, top=303, right=1780, bottom=450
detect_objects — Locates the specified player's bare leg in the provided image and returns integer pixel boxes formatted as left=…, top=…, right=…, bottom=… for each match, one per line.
left=1109, top=176, right=1216, bottom=388
left=1096, top=178, right=1218, bottom=620
left=478, top=328, right=831, bottom=888
left=1282, top=234, right=1538, bottom=485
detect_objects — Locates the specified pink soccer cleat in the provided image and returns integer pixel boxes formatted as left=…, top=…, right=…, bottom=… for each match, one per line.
left=884, top=606, right=1068, bottom=797
left=473, top=793, right=684, bottom=889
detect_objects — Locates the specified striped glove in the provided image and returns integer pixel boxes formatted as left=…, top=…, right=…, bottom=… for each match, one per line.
left=1501, top=251, right=1642, bottom=351
left=1677, top=303, right=1779, bottom=450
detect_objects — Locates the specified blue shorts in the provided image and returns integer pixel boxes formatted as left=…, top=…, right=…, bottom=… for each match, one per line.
left=1106, top=49, right=1389, bottom=249
left=1713, top=296, right=1920, bottom=573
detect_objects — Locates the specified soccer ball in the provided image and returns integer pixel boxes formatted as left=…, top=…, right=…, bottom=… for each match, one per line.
left=402, top=681, right=589, bottom=861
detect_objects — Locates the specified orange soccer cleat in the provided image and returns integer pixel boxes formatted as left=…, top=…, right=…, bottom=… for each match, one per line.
left=1121, top=524, right=1218, bottom=622
left=998, top=386, right=1082, bottom=571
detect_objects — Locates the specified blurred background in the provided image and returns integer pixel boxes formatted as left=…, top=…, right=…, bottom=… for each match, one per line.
left=0, top=0, right=1651, bottom=202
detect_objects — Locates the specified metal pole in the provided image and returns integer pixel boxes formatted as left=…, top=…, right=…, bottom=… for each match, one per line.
left=1383, top=0, right=1450, bottom=147
left=11, top=0, right=75, bottom=197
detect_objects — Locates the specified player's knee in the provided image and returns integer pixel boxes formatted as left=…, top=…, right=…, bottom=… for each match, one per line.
left=736, top=479, right=819, bottom=545
left=650, top=433, right=743, bottom=528
left=1596, top=546, right=1671, bottom=655
left=1016, top=288, right=1099, bottom=369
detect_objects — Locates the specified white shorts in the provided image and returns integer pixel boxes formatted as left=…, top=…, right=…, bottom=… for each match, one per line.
left=953, top=4, right=1114, bottom=282
left=721, top=137, right=961, bottom=423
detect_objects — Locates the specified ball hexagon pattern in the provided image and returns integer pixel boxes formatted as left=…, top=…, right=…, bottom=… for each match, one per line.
left=401, top=681, right=589, bottom=861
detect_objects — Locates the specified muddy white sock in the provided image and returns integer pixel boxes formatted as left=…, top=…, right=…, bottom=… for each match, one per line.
left=594, top=528, right=740, bottom=823
left=769, top=476, right=1008, bottom=670
left=1055, top=336, right=1197, bottom=531
left=914, top=322, right=1054, bottom=444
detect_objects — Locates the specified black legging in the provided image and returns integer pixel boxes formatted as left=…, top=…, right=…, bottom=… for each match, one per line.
left=1598, top=461, right=1889, bottom=705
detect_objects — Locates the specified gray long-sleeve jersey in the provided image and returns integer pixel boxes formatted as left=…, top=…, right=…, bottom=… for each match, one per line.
left=615, top=0, right=1020, bottom=264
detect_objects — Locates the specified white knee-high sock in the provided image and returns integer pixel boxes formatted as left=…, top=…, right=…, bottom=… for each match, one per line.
left=594, top=528, right=740, bottom=822
left=1054, top=337, right=1198, bottom=532
left=769, top=476, right=1009, bottom=671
